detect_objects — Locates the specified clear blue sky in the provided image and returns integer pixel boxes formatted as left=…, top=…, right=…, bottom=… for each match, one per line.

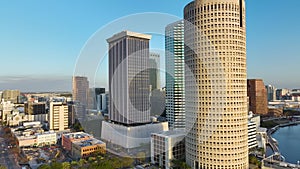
left=0, top=0, right=299, bottom=91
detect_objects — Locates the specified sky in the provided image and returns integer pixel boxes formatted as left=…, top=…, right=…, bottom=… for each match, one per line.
left=0, top=0, right=300, bottom=92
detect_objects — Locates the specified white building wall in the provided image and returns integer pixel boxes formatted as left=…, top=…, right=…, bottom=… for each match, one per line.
left=101, top=121, right=168, bottom=149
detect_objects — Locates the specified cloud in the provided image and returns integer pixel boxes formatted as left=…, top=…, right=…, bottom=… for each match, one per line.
left=0, top=75, right=71, bottom=92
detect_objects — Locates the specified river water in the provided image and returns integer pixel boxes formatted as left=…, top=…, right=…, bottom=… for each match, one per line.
left=272, top=124, right=300, bottom=164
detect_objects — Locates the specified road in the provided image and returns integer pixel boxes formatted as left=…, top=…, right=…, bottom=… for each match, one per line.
left=0, top=125, right=20, bottom=169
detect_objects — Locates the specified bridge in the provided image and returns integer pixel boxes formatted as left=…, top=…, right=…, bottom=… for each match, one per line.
left=262, top=127, right=300, bottom=168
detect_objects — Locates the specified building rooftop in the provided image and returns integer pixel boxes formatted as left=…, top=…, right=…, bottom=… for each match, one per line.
left=107, top=30, right=151, bottom=43
left=63, top=132, right=93, bottom=139
left=73, top=138, right=105, bottom=147
left=152, top=129, right=185, bottom=138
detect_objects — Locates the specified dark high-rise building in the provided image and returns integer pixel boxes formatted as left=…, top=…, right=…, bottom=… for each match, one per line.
left=149, top=53, right=160, bottom=91
left=24, top=102, right=46, bottom=115
left=95, top=88, right=106, bottom=112
left=107, top=31, right=151, bottom=125
left=247, top=79, right=268, bottom=115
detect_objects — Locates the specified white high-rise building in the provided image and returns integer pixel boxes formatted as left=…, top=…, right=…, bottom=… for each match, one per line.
left=184, top=0, right=248, bottom=168
left=165, top=20, right=185, bottom=129
left=49, top=102, right=69, bottom=131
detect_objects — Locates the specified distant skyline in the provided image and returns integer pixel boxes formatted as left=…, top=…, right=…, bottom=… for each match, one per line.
left=1, top=0, right=300, bottom=91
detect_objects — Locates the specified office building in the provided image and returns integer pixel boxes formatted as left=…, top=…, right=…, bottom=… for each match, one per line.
left=248, top=121, right=257, bottom=149
left=72, top=76, right=89, bottom=118
left=149, top=53, right=160, bottom=90
left=62, top=132, right=94, bottom=151
left=67, top=103, right=76, bottom=126
left=276, top=88, right=290, bottom=101
left=95, top=88, right=106, bottom=112
left=265, top=85, right=276, bottom=102
left=87, top=88, right=96, bottom=110
left=0, top=100, right=14, bottom=121
left=184, top=0, right=249, bottom=168
left=16, top=131, right=57, bottom=148
left=24, top=102, right=46, bottom=115
left=97, top=93, right=108, bottom=113
left=151, top=130, right=185, bottom=169
left=150, top=89, right=165, bottom=116
left=165, top=20, right=185, bottom=129
left=49, top=102, right=69, bottom=131
left=102, top=31, right=169, bottom=149
left=247, top=79, right=268, bottom=115
left=71, top=138, right=106, bottom=159
left=107, top=31, right=151, bottom=125
left=2, top=90, right=20, bottom=103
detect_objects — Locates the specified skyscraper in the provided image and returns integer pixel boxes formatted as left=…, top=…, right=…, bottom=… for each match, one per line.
left=107, top=31, right=151, bottom=125
left=247, top=79, right=268, bottom=115
left=265, top=85, right=276, bottom=102
left=149, top=53, right=160, bottom=91
left=184, top=0, right=248, bottom=168
left=72, top=76, right=89, bottom=119
left=102, top=31, right=168, bottom=149
left=165, top=20, right=185, bottom=129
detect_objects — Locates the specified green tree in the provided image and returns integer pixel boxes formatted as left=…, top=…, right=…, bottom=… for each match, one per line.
left=0, top=165, right=7, bottom=169
left=70, top=160, right=78, bottom=167
left=120, top=157, right=134, bottom=168
left=78, top=159, right=86, bottom=167
left=62, top=162, right=71, bottom=169
left=172, top=159, right=191, bottom=169
left=137, top=152, right=146, bottom=163
left=37, top=164, right=51, bottom=169
left=51, top=161, right=63, bottom=169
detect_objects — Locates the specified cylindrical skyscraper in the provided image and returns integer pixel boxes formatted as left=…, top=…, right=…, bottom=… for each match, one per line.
left=184, top=0, right=248, bottom=168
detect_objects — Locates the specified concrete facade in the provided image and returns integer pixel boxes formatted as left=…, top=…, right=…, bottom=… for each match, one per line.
left=49, top=102, right=69, bottom=131
left=151, top=130, right=185, bottom=169
left=184, top=0, right=249, bottom=168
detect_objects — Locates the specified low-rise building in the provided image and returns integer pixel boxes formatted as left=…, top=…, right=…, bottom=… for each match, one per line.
left=62, top=132, right=93, bottom=151
left=36, top=132, right=57, bottom=146
left=71, top=138, right=106, bottom=159
left=151, top=130, right=185, bottom=169
left=13, top=122, right=57, bottom=147
left=15, top=131, right=57, bottom=147
left=248, top=121, right=258, bottom=149
left=257, top=127, right=267, bottom=150
left=101, top=121, right=168, bottom=149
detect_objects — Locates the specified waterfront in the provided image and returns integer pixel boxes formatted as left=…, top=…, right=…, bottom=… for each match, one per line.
left=272, top=124, right=300, bottom=164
